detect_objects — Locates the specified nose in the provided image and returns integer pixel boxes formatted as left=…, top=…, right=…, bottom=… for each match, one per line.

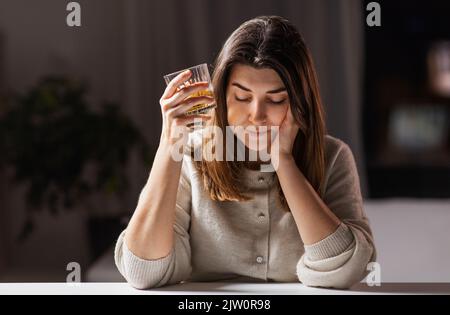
left=248, top=100, right=267, bottom=125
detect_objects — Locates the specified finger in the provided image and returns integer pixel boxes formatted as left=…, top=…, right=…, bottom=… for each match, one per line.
left=171, top=95, right=215, bottom=116
left=162, top=70, right=192, bottom=100
left=166, top=81, right=210, bottom=106
left=185, top=115, right=212, bottom=129
left=168, top=97, right=214, bottom=118
left=174, top=114, right=212, bottom=127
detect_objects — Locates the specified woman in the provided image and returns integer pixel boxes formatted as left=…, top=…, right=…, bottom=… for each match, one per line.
left=114, top=15, right=376, bottom=290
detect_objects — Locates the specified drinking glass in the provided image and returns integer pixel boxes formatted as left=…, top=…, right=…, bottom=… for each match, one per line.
left=163, top=63, right=216, bottom=129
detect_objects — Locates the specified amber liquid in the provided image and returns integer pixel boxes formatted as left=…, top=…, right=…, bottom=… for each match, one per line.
left=184, top=89, right=216, bottom=116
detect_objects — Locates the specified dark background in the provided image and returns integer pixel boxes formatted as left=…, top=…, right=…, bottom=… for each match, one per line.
left=363, top=0, right=450, bottom=197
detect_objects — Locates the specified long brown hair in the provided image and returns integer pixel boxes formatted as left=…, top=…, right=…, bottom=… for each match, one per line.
left=191, top=15, right=327, bottom=210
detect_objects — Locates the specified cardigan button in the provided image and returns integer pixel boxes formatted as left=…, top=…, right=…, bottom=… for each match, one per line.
left=256, top=256, right=264, bottom=264
left=257, top=177, right=265, bottom=183
left=258, top=213, right=265, bottom=220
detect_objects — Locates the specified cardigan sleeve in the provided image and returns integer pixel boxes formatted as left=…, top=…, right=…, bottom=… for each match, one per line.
left=114, top=156, right=193, bottom=289
left=296, top=141, right=377, bottom=289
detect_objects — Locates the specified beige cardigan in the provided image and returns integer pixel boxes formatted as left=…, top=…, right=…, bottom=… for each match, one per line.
left=114, top=134, right=376, bottom=289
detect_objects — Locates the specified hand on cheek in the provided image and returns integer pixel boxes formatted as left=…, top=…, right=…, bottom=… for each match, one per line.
left=273, top=105, right=300, bottom=158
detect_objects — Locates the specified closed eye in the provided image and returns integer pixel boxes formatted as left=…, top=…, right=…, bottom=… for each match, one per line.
left=234, top=96, right=287, bottom=104
left=268, top=99, right=286, bottom=104
left=235, top=96, right=251, bottom=102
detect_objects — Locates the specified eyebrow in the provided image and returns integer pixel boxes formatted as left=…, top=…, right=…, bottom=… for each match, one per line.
left=231, top=82, right=287, bottom=94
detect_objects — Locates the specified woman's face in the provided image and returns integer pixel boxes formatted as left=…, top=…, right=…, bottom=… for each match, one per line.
left=226, top=64, right=289, bottom=153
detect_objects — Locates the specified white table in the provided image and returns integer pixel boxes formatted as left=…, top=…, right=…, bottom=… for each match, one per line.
left=1, top=282, right=449, bottom=295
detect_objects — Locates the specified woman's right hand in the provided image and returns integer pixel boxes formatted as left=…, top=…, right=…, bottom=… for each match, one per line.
left=159, top=70, right=213, bottom=147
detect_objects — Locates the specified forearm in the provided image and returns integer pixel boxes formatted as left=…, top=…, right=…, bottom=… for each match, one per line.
left=276, top=155, right=341, bottom=245
left=125, top=142, right=183, bottom=260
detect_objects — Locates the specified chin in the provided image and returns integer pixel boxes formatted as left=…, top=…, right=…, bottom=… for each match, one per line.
left=244, top=140, right=270, bottom=152
left=239, top=134, right=272, bottom=157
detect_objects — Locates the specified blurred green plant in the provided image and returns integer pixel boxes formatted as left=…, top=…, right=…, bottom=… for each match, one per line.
left=0, top=76, right=153, bottom=241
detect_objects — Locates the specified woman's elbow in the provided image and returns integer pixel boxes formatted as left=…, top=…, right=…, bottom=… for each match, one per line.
left=297, top=244, right=375, bottom=290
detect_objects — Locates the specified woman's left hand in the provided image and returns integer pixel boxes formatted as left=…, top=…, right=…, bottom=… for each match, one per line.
left=271, top=105, right=300, bottom=159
